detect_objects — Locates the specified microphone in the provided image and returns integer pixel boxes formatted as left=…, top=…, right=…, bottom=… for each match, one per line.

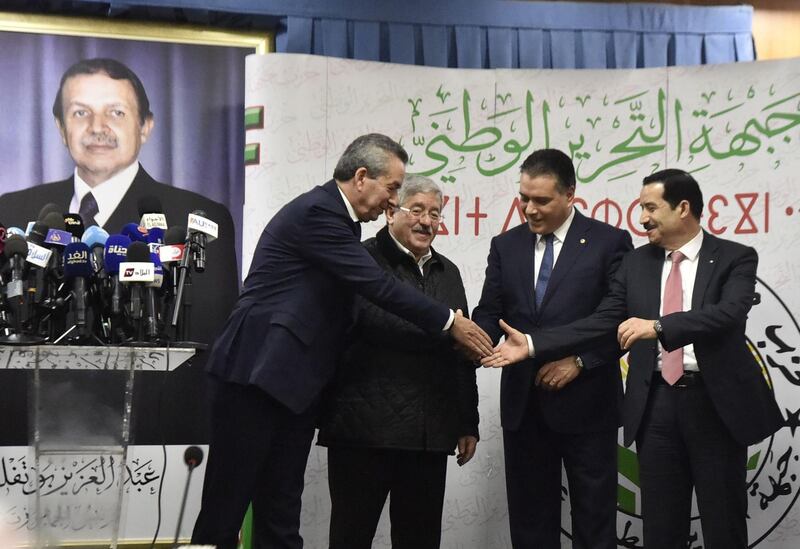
left=184, top=445, right=204, bottom=470
left=82, top=226, right=111, bottom=342
left=26, top=222, right=54, bottom=308
left=1, top=234, right=43, bottom=344
left=121, top=222, right=149, bottom=243
left=104, top=234, right=132, bottom=320
left=186, top=210, right=218, bottom=274
left=37, top=203, right=62, bottom=222
left=82, top=226, right=110, bottom=279
left=120, top=241, right=154, bottom=341
left=160, top=226, right=186, bottom=264
left=143, top=248, right=164, bottom=341
left=42, top=212, right=71, bottom=248
left=0, top=221, right=6, bottom=258
left=3, top=235, right=28, bottom=300
left=138, top=195, right=168, bottom=230
left=173, top=446, right=205, bottom=546
left=63, top=242, right=93, bottom=337
left=63, top=213, right=85, bottom=242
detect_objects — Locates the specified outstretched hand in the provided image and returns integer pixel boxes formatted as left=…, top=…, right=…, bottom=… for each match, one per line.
left=480, top=319, right=529, bottom=368
left=450, top=309, right=494, bottom=359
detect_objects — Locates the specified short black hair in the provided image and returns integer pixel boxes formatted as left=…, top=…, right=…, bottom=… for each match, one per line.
left=52, top=58, right=152, bottom=126
left=519, top=149, right=575, bottom=192
left=332, top=133, right=408, bottom=181
left=643, top=169, right=704, bottom=220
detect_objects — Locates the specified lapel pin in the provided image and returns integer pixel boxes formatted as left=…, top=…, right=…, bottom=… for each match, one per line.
left=580, top=238, right=586, bottom=244
left=709, top=259, right=714, bottom=263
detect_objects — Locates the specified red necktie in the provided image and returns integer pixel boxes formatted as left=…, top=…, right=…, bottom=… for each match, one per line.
left=661, top=251, right=686, bottom=385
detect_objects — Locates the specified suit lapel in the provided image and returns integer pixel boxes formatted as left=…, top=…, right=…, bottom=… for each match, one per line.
left=643, top=244, right=665, bottom=318
left=103, top=165, right=151, bottom=232
left=692, top=231, right=719, bottom=310
left=54, top=178, right=75, bottom=211
left=537, top=210, right=589, bottom=313
left=517, top=228, right=538, bottom=317
left=321, top=179, right=360, bottom=237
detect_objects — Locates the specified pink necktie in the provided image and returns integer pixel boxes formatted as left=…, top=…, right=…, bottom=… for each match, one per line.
left=661, top=251, right=686, bottom=385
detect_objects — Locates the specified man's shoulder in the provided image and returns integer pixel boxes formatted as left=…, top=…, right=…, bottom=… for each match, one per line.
left=1, top=179, right=71, bottom=200
left=492, top=222, right=530, bottom=243
left=431, top=248, right=460, bottom=273
left=706, top=232, right=754, bottom=254
left=582, top=214, right=628, bottom=236
left=0, top=179, right=72, bottom=227
left=138, top=177, right=234, bottom=227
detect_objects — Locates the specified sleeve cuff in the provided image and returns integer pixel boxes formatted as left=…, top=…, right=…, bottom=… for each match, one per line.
left=443, top=309, right=455, bottom=332
left=525, top=334, right=535, bottom=357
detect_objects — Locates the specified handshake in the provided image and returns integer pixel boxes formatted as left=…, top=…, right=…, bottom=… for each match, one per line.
left=449, top=312, right=529, bottom=365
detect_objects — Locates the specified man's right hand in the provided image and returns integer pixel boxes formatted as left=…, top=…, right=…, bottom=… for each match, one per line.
left=480, top=319, right=529, bottom=367
left=451, top=309, right=494, bottom=359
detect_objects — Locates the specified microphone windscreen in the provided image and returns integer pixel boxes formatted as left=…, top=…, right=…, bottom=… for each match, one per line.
left=147, top=227, right=165, bottom=245
left=126, top=240, right=151, bottom=262
left=4, top=234, right=28, bottom=258
left=183, top=446, right=204, bottom=468
left=165, top=226, right=186, bottom=245
left=63, top=242, right=93, bottom=278
left=42, top=212, right=66, bottom=231
left=104, top=234, right=132, bottom=274
left=82, top=225, right=110, bottom=248
left=137, top=195, right=163, bottom=217
left=121, top=222, right=149, bottom=243
left=28, top=222, right=50, bottom=245
left=37, top=203, right=62, bottom=221
left=63, top=213, right=85, bottom=238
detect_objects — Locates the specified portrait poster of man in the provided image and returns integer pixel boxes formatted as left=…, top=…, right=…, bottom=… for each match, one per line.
left=0, top=23, right=255, bottom=445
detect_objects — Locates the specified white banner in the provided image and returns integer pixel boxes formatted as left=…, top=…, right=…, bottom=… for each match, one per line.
left=0, top=445, right=206, bottom=545
left=242, top=53, right=800, bottom=548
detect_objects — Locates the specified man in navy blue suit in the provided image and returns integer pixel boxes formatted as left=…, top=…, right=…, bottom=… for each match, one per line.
left=191, top=133, right=493, bottom=549
left=472, top=149, right=632, bottom=548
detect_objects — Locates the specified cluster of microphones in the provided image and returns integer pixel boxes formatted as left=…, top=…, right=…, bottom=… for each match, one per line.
left=0, top=196, right=218, bottom=346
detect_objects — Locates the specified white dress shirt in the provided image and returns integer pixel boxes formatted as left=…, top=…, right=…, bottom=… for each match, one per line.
left=388, top=230, right=433, bottom=275
left=657, top=229, right=704, bottom=372
left=69, top=161, right=140, bottom=228
left=526, top=207, right=576, bottom=356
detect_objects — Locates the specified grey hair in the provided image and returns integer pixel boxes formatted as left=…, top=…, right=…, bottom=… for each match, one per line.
left=332, top=133, right=408, bottom=180
left=398, top=174, right=443, bottom=207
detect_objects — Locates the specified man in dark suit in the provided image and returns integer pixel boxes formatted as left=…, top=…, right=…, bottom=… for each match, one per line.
left=0, top=58, right=238, bottom=444
left=472, top=149, right=632, bottom=549
left=485, top=169, right=783, bottom=549
left=191, top=133, right=493, bottom=549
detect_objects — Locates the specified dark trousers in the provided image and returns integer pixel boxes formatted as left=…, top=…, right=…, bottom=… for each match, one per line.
left=636, top=376, right=747, bottom=549
left=327, top=446, right=448, bottom=549
left=503, top=402, right=618, bottom=549
left=191, top=379, right=316, bottom=549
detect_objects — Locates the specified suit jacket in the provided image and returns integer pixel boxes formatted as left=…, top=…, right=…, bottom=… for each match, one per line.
left=206, top=179, right=451, bottom=414
left=532, top=231, right=783, bottom=446
left=472, top=210, right=633, bottom=433
left=0, top=166, right=239, bottom=444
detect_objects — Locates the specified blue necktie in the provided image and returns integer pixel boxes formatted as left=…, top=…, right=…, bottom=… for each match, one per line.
left=535, top=233, right=554, bottom=309
left=79, top=192, right=99, bottom=227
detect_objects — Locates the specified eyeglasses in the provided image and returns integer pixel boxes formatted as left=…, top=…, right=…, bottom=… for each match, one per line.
left=395, top=206, right=444, bottom=223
